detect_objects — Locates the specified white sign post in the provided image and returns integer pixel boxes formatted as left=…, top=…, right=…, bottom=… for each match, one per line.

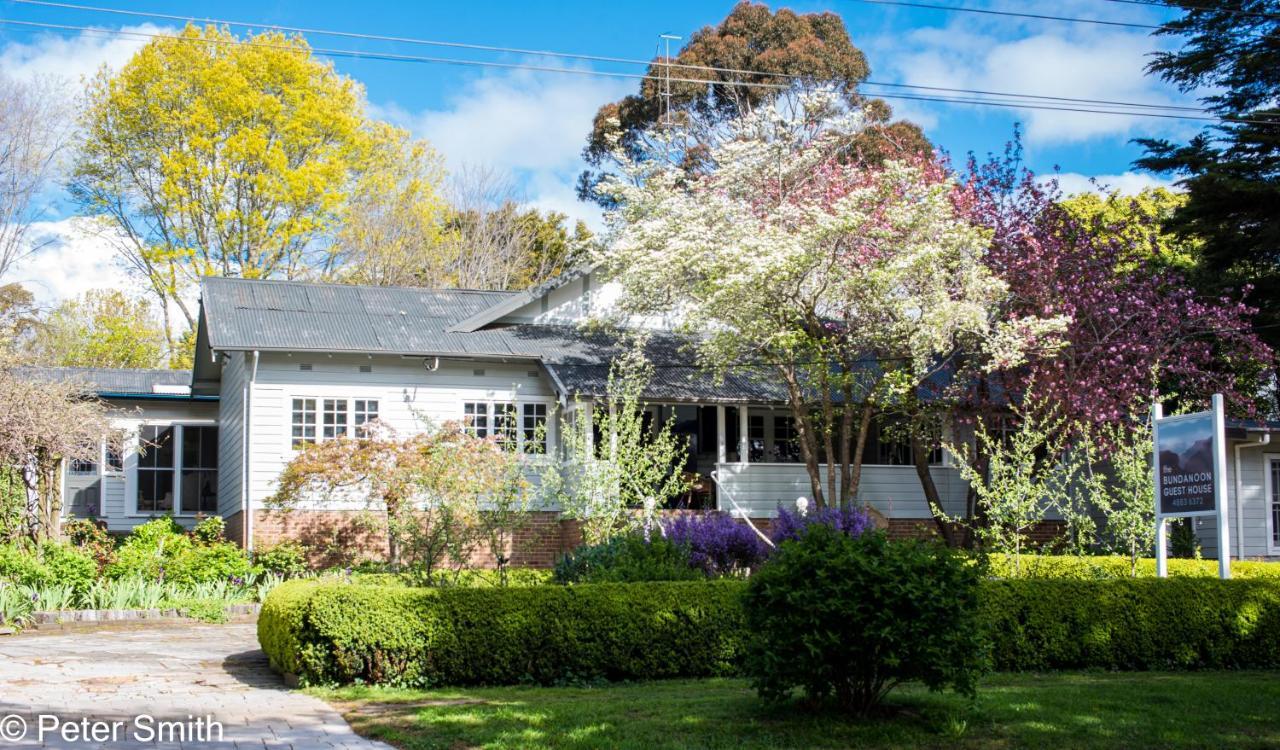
left=1152, top=393, right=1231, bottom=579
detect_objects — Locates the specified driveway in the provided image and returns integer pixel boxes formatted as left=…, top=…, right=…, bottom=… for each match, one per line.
left=0, top=622, right=392, bottom=749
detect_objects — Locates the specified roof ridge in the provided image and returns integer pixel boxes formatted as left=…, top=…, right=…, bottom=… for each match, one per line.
left=201, top=276, right=518, bottom=296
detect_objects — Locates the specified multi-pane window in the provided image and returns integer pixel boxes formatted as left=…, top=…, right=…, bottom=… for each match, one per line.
left=1272, top=460, right=1280, bottom=547
left=522, top=403, right=548, bottom=454
left=137, top=425, right=176, bottom=513
left=322, top=399, right=348, bottom=441
left=464, top=402, right=489, bottom=438
left=180, top=426, right=218, bottom=514
left=772, top=416, right=800, bottom=463
left=291, top=398, right=317, bottom=448
left=493, top=403, right=518, bottom=450
left=748, top=415, right=766, bottom=462
left=69, top=457, right=98, bottom=474
left=354, top=399, right=379, bottom=436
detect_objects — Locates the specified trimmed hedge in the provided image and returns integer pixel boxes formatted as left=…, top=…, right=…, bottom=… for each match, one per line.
left=988, top=554, right=1280, bottom=580
left=259, top=579, right=746, bottom=687
left=259, top=576, right=1280, bottom=687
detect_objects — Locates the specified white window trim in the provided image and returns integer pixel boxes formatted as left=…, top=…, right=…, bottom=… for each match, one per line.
left=126, top=420, right=218, bottom=518
left=463, top=398, right=556, bottom=455
left=1264, top=452, right=1280, bottom=554
left=287, top=395, right=381, bottom=453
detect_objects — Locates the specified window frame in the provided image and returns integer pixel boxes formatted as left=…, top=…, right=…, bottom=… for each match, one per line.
left=1265, top=453, right=1280, bottom=555
left=464, top=398, right=555, bottom=455
left=129, top=421, right=219, bottom=517
left=289, top=396, right=382, bottom=451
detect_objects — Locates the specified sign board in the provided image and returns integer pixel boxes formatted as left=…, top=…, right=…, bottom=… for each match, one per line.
left=1154, top=411, right=1218, bottom=516
left=1152, top=394, right=1230, bottom=579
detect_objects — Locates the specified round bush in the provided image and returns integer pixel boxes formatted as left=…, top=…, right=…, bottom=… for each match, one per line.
left=743, top=526, right=986, bottom=714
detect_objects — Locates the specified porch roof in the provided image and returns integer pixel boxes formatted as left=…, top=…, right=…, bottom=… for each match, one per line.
left=12, top=367, right=203, bottom=399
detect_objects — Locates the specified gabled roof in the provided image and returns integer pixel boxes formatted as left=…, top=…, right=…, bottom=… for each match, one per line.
left=201, top=276, right=523, bottom=356
left=445, top=265, right=595, bottom=334
left=13, top=366, right=197, bottom=398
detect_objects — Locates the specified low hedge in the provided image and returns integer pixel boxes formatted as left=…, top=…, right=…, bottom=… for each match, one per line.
left=988, top=554, right=1280, bottom=580
left=260, top=579, right=746, bottom=687
left=260, top=576, right=1280, bottom=687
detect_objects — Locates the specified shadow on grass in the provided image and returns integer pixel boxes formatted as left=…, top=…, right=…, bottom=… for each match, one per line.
left=321, top=672, right=1280, bottom=750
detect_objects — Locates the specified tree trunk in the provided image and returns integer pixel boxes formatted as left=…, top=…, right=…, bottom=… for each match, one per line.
left=779, top=365, right=826, bottom=508
left=844, top=402, right=874, bottom=510
left=35, top=451, right=63, bottom=541
left=911, top=435, right=952, bottom=544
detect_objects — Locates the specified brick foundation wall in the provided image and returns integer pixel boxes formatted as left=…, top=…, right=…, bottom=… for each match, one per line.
left=240, top=509, right=1068, bottom=568
left=224, top=510, right=245, bottom=548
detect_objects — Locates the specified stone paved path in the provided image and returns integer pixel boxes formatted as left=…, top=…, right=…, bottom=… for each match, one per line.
left=0, top=623, right=393, bottom=749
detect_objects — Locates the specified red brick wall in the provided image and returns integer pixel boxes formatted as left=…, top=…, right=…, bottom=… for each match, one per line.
left=239, top=509, right=1067, bottom=568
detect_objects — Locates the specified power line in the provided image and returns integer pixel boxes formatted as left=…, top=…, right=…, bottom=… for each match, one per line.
left=3, top=0, right=1217, bottom=116
left=843, top=0, right=1164, bottom=30
left=4, top=17, right=1277, bottom=127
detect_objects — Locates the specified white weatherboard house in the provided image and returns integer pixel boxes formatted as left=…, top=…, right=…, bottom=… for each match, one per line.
left=31, top=271, right=1280, bottom=561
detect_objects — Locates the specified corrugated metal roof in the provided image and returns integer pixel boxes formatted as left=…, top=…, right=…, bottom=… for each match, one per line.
left=13, top=367, right=191, bottom=396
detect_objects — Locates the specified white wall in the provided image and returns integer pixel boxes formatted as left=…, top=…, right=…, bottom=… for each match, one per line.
left=1194, top=441, right=1280, bottom=560
left=498, top=270, right=683, bottom=330
left=244, top=352, right=557, bottom=510
left=714, top=462, right=969, bottom=519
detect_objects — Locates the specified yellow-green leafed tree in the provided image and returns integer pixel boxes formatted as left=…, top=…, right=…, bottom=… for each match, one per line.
left=30, top=289, right=166, bottom=369
left=1060, top=187, right=1200, bottom=274
left=70, top=24, right=418, bottom=343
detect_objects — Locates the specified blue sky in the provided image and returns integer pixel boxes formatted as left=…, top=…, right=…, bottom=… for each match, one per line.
left=0, top=0, right=1195, bottom=302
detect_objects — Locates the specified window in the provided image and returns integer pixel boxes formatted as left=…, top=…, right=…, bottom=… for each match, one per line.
left=322, top=399, right=348, bottom=441
left=291, top=398, right=317, bottom=448
left=748, top=415, right=766, bottom=462
left=1272, top=459, right=1280, bottom=548
left=523, top=403, right=548, bottom=454
left=464, top=402, right=489, bottom=437
left=772, top=415, right=800, bottom=463
left=180, top=426, right=218, bottom=514
left=491, top=403, right=517, bottom=450
left=137, top=425, right=175, bottom=512
left=354, top=399, right=379, bottom=435
left=105, top=444, right=124, bottom=474
left=69, top=457, right=98, bottom=474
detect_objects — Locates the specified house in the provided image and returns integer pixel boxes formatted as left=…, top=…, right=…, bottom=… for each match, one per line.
left=26, top=270, right=1280, bottom=562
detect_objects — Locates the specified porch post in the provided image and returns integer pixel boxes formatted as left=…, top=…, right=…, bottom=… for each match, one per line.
left=608, top=401, right=617, bottom=459
left=716, top=405, right=727, bottom=464
left=582, top=401, right=594, bottom=457
left=739, top=406, right=750, bottom=464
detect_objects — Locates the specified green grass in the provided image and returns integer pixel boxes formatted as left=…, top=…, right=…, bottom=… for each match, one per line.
left=312, top=672, right=1280, bottom=750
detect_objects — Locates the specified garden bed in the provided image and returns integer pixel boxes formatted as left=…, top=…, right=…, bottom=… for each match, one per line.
left=17, top=602, right=261, bottom=631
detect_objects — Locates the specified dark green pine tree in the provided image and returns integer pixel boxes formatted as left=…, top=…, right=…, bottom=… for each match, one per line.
left=1135, top=1, right=1280, bottom=351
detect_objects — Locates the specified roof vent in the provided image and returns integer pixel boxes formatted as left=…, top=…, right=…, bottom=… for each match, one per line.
left=359, top=365, right=372, bottom=373
left=472, top=368, right=486, bottom=377
left=151, top=384, right=191, bottom=395
left=299, top=363, right=313, bottom=371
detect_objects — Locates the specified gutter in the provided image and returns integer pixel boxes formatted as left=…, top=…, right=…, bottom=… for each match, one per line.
left=1233, top=432, right=1270, bottom=561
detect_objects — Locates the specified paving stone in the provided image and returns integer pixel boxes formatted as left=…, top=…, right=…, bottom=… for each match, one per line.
left=0, top=624, right=392, bottom=749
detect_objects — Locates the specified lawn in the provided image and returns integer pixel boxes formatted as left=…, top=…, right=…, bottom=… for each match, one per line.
left=312, top=671, right=1280, bottom=750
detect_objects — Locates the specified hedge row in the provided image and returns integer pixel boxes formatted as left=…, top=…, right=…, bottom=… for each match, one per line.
left=987, top=554, right=1280, bottom=580
left=259, top=579, right=746, bottom=687
left=259, top=577, right=1280, bottom=687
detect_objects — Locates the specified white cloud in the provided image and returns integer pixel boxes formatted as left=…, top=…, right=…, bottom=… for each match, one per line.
left=377, top=60, right=630, bottom=229
left=6, top=217, right=138, bottom=307
left=0, top=23, right=168, bottom=85
left=1049, top=170, right=1181, bottom=196
left=868, top=4, right=1198, bottom=145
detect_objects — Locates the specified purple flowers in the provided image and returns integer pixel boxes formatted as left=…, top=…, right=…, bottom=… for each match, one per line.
left=769, top=505, right=875, bottom=545
left=661, top=513, right=769, bottom=577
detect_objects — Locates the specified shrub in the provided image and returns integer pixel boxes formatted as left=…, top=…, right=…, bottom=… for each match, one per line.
left=259, top=578, right=747, bottom=687
left=165, top=542, right=253, bottom=586
left=982, top=578, right=1280, bottom=670
left=64, top=519, right=116, bottom=573
left=0, top=543, right=47, bottom=586
left=553, top=534, right=701, bottom=584
left=987, top=554, right=1280, bottom=580
left=107, top=518, right=193, bottom=580
left=36, top=541, right=97, bottom=595
left=661, top=513, right=768, bottom=577
left=191, top=516, right=227, bottom=544
left=744, top=527, right=986, bottom=714
left=254, top=541, right=310, bottom=578
left=769, top=504, right=874, bottom=545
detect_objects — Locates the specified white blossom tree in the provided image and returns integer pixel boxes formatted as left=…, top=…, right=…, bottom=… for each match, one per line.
left=595, top=88, right=1065, bottom=514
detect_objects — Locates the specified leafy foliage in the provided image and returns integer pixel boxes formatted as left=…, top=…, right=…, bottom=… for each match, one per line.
left=28, top=289, right=166, bottom=369
left=553, top=535, right=701, bottom=584
left=253, top=541, right=311, bottom=578
left=985, top=554, right=1280, bottom=580
left=744, top=527, right=985, bottom=714
left=259, top=579, right=748, bottom=687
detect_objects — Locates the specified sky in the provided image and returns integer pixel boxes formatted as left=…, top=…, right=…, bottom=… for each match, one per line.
left=0, top=0, right=1196, bottom=305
